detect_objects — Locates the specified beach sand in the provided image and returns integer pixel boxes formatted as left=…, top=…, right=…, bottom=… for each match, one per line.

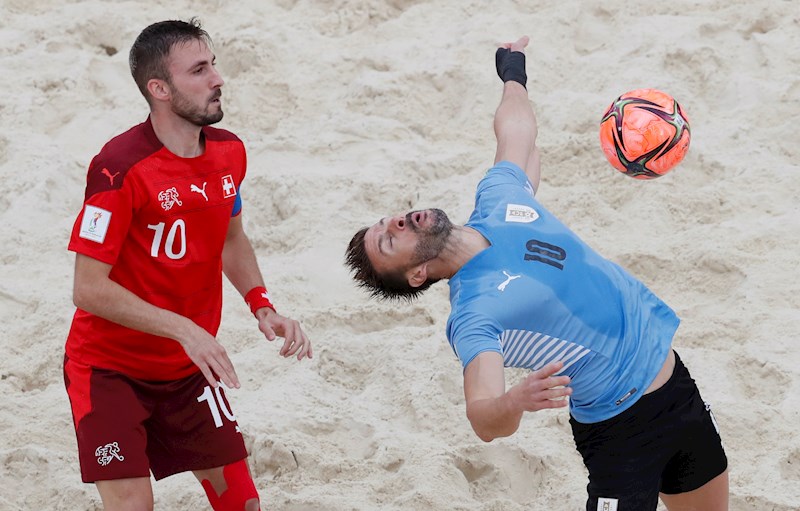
left=1, top=0, right=798, bottom=509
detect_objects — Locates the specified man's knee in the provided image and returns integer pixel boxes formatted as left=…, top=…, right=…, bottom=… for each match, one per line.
left=200, top=459, right=260, bottom=511
left=96, top=477, right=154, bottom=511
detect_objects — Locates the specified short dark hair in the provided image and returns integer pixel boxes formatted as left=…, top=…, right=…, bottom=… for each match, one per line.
left=128, top=18, right=212, bottom=103
left=345, top=227, right=438, bottom=302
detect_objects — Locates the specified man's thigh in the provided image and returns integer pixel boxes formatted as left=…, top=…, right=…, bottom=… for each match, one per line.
left=571, top=409, right=668, bottom=510
left=64, top=357, right=152, bottom=482
left=660, top=469, right=729, bottom=511
left=145, top=371, right=248, bottom=480
left=64, top=357, right=247, bottom=482
left=570, top=352, right=728, bottom=511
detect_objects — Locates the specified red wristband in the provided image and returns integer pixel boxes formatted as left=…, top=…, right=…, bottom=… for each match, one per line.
left=244, top=286, right=276, bottom=316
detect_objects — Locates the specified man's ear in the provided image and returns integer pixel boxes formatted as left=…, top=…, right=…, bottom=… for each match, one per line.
left=146, top=78, right=170, bottom=102
left=407, top=263, right=428, bottom=288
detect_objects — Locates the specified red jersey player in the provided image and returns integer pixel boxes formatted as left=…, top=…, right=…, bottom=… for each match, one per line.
left=64, top=19, right=311, bottom=511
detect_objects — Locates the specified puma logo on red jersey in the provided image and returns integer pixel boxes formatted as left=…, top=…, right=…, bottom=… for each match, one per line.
left=190, top=182, right=208, bottom=201
left=101, top=168, right=120, bottom=186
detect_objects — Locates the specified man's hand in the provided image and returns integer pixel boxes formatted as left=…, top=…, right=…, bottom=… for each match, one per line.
left=507, top=361, right=572, bottom=412
left=463, top=353, right=569, bottom=441
left=500, top=35, right=529, bottom=53
left=178, top=323, right=240, bottom=389
left=256, top=308, right=313, bottom=361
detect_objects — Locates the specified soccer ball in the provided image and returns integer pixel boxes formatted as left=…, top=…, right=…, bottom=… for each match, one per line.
left=599, top=88, right=691, bottom=179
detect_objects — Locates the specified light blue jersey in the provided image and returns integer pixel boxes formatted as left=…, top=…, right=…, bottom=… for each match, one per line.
left=445, top=161, right=679, bottom=423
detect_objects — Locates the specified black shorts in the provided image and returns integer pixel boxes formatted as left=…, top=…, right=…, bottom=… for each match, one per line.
left=569, top=351, right=727, bottom=510
left=64, top=355, right=248, bottom=482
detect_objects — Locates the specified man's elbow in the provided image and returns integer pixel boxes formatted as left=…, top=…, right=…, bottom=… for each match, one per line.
left=467, top=406, right=521, bottom=442
left=466, top=411, right=503, bottom=443
left=73, top=280, right=99, bottom=312
left=473, top=428, right=498, bottom=443
left=470, top=419, right=516, bottom=443
left=72, top=285, right=88, bottom=311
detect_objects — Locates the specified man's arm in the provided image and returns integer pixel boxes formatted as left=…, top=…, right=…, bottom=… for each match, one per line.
left=72, top=254, right=240, bottom=389
left=464, top=352, right=571, bottom=442
left=493, top=36, right=541, bottom=192
left=222, top=215, right=312, bottom=361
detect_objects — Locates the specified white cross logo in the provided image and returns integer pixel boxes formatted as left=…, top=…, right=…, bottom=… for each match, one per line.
left=221, top=175, right=236, bottom=198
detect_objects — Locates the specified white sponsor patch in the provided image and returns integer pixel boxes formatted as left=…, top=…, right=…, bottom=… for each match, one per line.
left=505, top=203, right=539, bottom=223
left=78, top=205, right=112, bottom=243
left=597, top=497, right=618, bottom=511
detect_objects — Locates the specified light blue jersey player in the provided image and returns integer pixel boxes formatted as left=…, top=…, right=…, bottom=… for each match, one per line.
left=346, top=36, right=728, bottom=510
left=446, top=160, right=679, bottom=423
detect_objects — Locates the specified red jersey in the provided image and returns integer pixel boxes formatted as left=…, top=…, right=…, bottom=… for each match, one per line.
left=66, top=117, right=246, bottom=380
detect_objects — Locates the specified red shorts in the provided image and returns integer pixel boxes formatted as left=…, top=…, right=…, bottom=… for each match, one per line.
left=64, top=355, right=248, bottom=482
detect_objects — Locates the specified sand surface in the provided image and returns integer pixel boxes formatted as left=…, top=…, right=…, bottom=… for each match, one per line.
left=1, top=1, right=798, bottom=509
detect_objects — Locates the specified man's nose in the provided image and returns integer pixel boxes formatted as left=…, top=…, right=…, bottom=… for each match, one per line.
left=211, top=68, right=224, bottom=88
left=389, top=215, right=406, bottom=232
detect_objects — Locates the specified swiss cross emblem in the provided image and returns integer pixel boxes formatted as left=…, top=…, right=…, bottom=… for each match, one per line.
left=221, top=175, right=236, bottom=198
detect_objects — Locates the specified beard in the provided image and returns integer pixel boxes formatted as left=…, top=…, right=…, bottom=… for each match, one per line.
left=171, top=87, right=224, bottom=126
left=408, top=208, right=453, bottom=265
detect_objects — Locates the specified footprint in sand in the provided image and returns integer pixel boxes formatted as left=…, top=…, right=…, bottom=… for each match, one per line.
left=728, top=354, right=790, bottom=406
left=304, top=303, right=435, bottom=336
left=662, top=47, right=725, bottom=93
left=450, top=443, right=547, bottom=504
left=247, top=435, right=299, bottom=479
left=314, top=348, right=372, bottom=391
left=298, top=417, right=377, bottom=459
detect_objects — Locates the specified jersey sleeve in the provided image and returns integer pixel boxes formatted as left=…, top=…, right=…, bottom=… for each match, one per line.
left=470, top=161, right=537, bottom=222
left=446, top=311, right=504, bottom=371
left=67, top=156, right=138, bottom=265
left=477, top=160, right=534, bottom=194
left=230, top=141, right=246, bottom=217
left=231, top=186, right=243, bottom=216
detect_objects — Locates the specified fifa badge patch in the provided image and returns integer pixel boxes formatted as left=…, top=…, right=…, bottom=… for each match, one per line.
left=79, top=205, right=112, bottom=243
left=505, top=203, right=539, bottom=223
